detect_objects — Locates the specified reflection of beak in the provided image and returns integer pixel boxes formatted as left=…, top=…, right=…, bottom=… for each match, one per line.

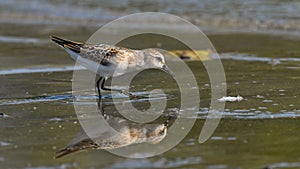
left=162, top=65, right=175, bottom=78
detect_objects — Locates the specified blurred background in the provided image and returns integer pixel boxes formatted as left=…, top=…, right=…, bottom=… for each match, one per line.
left=0, top=0, right=300, bottom=169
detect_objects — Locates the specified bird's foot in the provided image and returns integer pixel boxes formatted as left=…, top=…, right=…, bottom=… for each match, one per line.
left=120, top=89, right=131, bottom=96
left=120, top=90, right=145, bottom=99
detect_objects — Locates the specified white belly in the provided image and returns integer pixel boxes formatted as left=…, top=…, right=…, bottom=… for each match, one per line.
left=66, top=49, right=116, bottom=77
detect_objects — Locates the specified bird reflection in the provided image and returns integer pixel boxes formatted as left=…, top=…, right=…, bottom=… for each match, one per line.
left=55, top=102, right=176, bottom=158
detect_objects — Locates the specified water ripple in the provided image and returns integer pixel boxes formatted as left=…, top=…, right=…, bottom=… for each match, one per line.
left=197, top=109, right=300, bottom=119
left=0, top=92, right=172, bottom=106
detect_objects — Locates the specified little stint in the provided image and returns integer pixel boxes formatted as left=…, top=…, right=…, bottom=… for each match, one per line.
left=50, top=36, right=174, bottom=98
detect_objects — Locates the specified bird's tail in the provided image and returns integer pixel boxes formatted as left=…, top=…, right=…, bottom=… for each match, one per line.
left=54, top=138, right=97, bottom=159
left=54, top=146, right=81, bottom=159
left=50, top=36, right=83, bottom=53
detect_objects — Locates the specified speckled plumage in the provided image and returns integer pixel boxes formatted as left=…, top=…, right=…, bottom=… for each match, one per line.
left=55, top=116, right=168, bottom=158
left=50, top=36, right=174, bottom=97
left=50, top=36, right=173, bottom=78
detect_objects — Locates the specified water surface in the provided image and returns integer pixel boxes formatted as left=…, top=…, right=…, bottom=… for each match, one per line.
left=0, top=1, right=300, bottom=168
left=1, top=52, right=299, bottom=168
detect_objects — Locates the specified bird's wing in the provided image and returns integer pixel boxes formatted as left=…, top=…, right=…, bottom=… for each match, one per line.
left=51, top=36, right=120, bottom=66
left=80, top=44, right=120, bottom=66
left=55, top=138, right=97, bottom=158
left=54, top=132, right=126, bottom=158
left=50, top=36, right=83, bottom=53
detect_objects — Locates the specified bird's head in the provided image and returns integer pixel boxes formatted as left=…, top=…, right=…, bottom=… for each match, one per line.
left=143, top=49, right=174, bottom=78
left=147, top=124, right=167, bottom=144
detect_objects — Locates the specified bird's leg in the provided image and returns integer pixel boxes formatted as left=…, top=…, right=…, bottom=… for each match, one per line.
left=96, top=76, right=103, bottom=100
left=98, top=77, right=150, bottom=100
left=100, top=77, right=133, bottom=96
left=95, top=78, right=108, bottom=120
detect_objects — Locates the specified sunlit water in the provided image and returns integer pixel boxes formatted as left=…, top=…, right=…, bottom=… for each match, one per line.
left=0, top=52, right=299, bottom=168
left=0, top=1, right=300, bottom=168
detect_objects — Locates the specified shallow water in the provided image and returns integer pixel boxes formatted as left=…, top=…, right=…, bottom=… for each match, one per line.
left=1, top=2, right=300, bottom=168
left=1, top=50, right=299, bottom=169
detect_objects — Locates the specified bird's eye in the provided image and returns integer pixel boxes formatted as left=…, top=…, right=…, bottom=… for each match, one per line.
left=159, top=128, right=165, bottom=135
left=156, top=57, right=163, bottom=62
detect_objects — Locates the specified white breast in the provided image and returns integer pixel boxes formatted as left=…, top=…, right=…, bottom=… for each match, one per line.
left=65, top=49, right=116, bottom=77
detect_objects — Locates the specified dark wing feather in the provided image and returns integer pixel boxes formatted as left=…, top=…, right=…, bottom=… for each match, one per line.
left=81, top=45, right=119, bottom=66
left=55, top=139, right=98, bottom=158
left=50, top=36, right=83, bottom=53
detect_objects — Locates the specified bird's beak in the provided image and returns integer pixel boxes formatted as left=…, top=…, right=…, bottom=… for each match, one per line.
left=162, top=65, right=175, bottom=78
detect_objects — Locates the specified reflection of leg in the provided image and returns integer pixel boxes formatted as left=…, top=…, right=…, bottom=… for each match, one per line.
left=164, top=112, right=178, bottom=127
left=97, top=100, right=108, bottom=120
